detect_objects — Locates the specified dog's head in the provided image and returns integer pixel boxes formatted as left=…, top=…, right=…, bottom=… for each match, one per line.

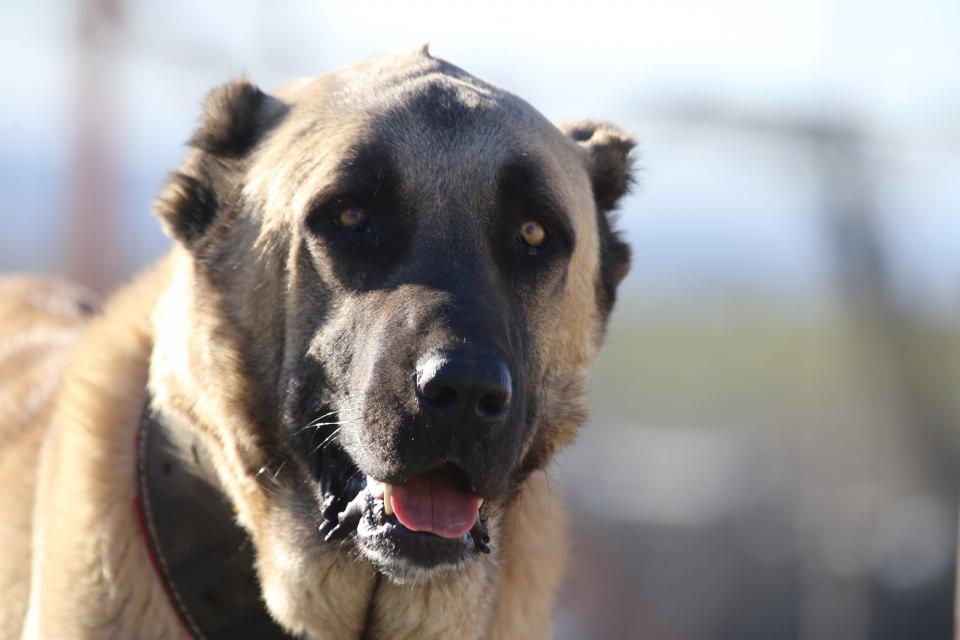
left=152, top=49, right=633, bottom=586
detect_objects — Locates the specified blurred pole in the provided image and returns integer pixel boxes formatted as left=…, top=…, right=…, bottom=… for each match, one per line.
left=70, top=0, right=125, bottom=292
left=657, top=105, right=960, bottom=639
left=814, top=131, right=959, bottom=494
left=812, top=123, right=957, bottom=640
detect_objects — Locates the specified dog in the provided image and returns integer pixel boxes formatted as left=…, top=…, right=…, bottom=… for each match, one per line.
left=0, top=47, right=634, bottom=639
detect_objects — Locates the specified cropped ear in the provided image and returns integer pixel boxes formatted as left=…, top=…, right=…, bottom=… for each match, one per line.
left=560, top=120, right=636, bottom=307
left=154, top=79, right=285, bottom=248
left=560, top=120, right=636, bottom=212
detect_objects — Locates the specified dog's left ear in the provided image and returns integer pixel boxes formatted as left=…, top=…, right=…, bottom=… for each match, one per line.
left=561, top=120, right=636, bottom=303
left=154, top=79, right=285, bottom=248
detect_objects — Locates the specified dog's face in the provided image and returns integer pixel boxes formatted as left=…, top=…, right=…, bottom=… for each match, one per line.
left=154, top=50, right=632, bottom=584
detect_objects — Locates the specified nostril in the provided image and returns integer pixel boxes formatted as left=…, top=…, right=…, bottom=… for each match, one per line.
left=476, top=391, right=509, bottom=418
left=421, top=382, right=458, bottom=409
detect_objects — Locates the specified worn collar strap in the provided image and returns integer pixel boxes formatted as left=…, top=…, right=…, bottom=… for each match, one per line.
left=134, top=400, right=295, bottom=640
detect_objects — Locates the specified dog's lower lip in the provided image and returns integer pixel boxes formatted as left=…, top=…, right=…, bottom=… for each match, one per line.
left=354, top=500, right=490, bottom=572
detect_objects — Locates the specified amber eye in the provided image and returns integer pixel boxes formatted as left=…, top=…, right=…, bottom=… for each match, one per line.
left=334, top=207, right=368, bottom=231
left=520, top=219, right=547, bottom=248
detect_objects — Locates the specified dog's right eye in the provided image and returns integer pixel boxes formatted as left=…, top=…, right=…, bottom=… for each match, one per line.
left=333, top=207, right=369, bottom=231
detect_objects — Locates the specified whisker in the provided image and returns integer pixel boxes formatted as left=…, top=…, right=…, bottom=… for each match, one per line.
left=293, top=409, right=338, bottom=429
left=272, top=458, right=289, bottom=482
left=255, top=456, right=289, bottom=493
left=292, top=420, right=343, bottom=436
left=294, top=410, right=339, bottom=431
left=309, top=427, right=343, bottom=457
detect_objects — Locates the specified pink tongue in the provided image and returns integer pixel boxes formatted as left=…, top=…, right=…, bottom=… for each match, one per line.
left=389, top=467, right=482, bottom=539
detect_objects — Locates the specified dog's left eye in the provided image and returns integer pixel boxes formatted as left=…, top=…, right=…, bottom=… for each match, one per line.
left=334, top=207, right=369, bottom=231
left=519, top=219, right=547, bottom=248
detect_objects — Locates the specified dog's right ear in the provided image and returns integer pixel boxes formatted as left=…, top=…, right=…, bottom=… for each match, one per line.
left=153, top=79, right=285, bottom=248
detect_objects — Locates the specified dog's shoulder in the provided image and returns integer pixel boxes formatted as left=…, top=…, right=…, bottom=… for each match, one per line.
left=0, top=275, right=99, bottom=444
left=16, top=257, right=189, bottom=639
left=0, top=275, right=100, bottom=637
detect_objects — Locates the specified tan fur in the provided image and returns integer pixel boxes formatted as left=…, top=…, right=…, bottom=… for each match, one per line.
left=0, top=277, right=97, bottom=637
left=2, top=49, right=630, bottom=639
left=0, top=263, right=569, bottom=639
left=17, top=262, right=186, bottom=640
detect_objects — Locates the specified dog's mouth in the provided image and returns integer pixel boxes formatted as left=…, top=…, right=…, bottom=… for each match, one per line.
left=313, top=442, right=490, bottom=575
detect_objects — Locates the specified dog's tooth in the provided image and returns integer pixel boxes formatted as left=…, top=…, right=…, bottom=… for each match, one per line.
left=383, top=484, right=394, bottom=515
left=478, top=498, right=484, bottom=508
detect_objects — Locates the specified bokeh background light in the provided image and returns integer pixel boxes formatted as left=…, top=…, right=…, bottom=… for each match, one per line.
left=2, top=2, right=958, bottom=638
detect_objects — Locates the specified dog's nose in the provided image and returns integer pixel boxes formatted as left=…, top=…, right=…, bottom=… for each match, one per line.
left=416, top=353, right=512, bottom=429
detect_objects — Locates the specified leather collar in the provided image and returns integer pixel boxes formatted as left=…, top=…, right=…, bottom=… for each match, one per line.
left=134, top=400, right=296, bottom=640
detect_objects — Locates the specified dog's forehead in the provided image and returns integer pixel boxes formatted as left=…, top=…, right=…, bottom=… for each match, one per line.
left=250, top=49, right=595, bottom=236
left=278, top=49, right=531, bottom=131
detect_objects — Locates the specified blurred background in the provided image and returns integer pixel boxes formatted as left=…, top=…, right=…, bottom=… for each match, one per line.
left=2, top=1, right=958, bottom=638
